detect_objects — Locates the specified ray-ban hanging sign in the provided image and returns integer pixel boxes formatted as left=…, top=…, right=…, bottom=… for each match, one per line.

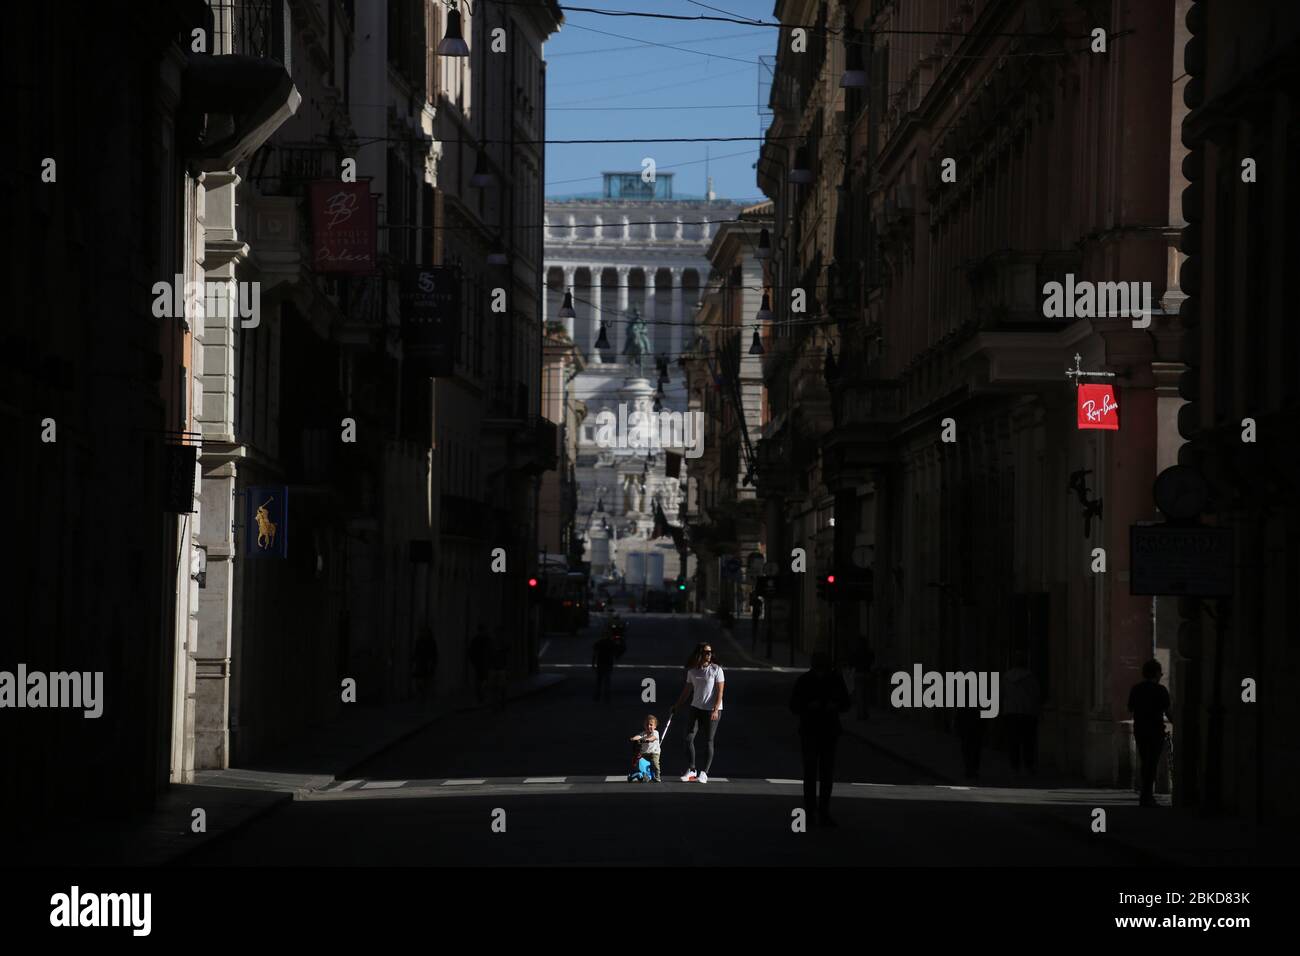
left=1066, top=354, right=1119, bottom=430
left=1077, top=383, right=1119, bottom=430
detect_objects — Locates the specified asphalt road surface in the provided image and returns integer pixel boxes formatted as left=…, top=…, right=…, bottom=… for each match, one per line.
left=184, top=614, right=1156, bottom=866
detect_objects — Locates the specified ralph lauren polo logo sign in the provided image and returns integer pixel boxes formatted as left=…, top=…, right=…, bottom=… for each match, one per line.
left=246, top=487, right=288, bottom=558
left=401, top=265, right=460, bottom=377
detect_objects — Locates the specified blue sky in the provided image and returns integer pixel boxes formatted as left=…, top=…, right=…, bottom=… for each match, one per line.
left=542, top=1, right=777, bottom=203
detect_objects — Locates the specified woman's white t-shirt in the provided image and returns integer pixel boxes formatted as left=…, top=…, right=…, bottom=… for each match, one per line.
left=686, top=664, right=725, bottom=711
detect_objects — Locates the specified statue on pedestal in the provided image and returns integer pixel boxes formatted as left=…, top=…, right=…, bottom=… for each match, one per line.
left=623, top=305, right=652, bottom=377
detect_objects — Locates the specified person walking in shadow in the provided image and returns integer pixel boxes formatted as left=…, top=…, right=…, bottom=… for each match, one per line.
left=592, top=629, right=618, bottom=703
left=850, top=632, right=874, bottom=721
left=489, top=625, right=509, bottom=711
left=1128, top=659, right=1171, bottom=807
left=790, top=651, right=851, bottom=827
left=956, top=707, right=985, bottom=779
left=1001, top=651, right=1041, bottom=776
left=469, top=624, right=492, bottom=704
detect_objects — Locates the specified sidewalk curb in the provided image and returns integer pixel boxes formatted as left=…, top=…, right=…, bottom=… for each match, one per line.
left=841, top=721, right=964, bottom=786
left=168, top=790, right=296, bottom=866
left=167, top=673, right=568, bottom=866
left=840, top=721, right=1201, bottom=867
left=335, top=673, right=567, bottom=780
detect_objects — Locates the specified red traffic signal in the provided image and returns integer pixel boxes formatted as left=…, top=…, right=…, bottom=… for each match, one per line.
left=825, top=574, right=835, bottom=585
left=528, top=577, right=539, bottom=588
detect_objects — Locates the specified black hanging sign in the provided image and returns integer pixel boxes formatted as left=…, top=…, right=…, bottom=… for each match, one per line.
left=401, top=265, right=460, bottom=377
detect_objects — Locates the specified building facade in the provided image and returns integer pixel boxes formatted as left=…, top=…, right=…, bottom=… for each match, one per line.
left=683, top=204, right=770, bottom=618
left=544, top=174, right=746, bottom=594
left=757, top=0, right=1189, bottom=788
left=1177, top=0, right=1299, bottom=824
left=5, top=0, right=298, bottom=812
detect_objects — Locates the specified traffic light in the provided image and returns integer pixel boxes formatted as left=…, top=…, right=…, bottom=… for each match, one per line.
left=527, top=576, right=547, bottom=602
left=676, top=578, right=687, bottom=592
left=816, top=567, right=872, bottom=602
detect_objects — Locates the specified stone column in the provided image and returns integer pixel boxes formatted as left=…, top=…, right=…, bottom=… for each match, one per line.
left=562, top=265, right=576, bottom=340
left=670, top=268, right=684, bottom=360
left=541, top=267, right=549, bottom=329
left=614, top=266, right=631, bottom=363
left=591, top=265, right=604, bottom=358
left=644, top=268, right=658, bottom=364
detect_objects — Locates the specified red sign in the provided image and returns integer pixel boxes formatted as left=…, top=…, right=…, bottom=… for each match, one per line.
left=1077, top=383, right=1119, bottom=430
left=309, top=181, right=377, bottom=274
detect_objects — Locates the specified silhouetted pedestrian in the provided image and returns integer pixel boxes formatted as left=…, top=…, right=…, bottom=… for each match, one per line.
left=1128, top=659, right=1171, bottom=807
left=469, top=625, right=492, bottom=704
left=956, top=708, right=985, bottom=779
left=851, top=633, right=874, bottom=721
left=749, top=593, right=763, bottom=650
left=489, top=625, right=509, bottom=711
left=1001, top=651, right=1040, bottom=775
left=592, top=632, right=617, bottom=702
left=415, top=624, right=438, bottom=700
left=790, top=652, right=851, bottom=827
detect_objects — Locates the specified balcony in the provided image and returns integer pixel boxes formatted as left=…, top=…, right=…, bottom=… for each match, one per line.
left=964, top=249, right=1082, bottom=327
left=218, top=0, right=292, bottom=67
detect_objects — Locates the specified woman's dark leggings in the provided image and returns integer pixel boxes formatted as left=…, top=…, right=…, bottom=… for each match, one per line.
left=684, top=707, right=720, bottom=773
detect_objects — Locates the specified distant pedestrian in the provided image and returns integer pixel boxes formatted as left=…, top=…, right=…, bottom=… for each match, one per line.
left=592, top=631, right=618, bottom=702
left=414, top=624, right=438, bottom=700
left=469, top=625, right=492, bottom=703
left=790, top=651, right=851, bottom=827
left=672, top=643, right=725, bottom=783
left=956, top=708, right=985, bottom=779
left=749, top=593, right=764, bottom=650
left=489, top=625, right=509, bottom=710
left=1128, top=659, right=1171, bottom=807
left=1001, top=652, right=1041, bottom=775
left=718, top=606, right=735, bottom=633
left=850, top=633, right=874, bottom=721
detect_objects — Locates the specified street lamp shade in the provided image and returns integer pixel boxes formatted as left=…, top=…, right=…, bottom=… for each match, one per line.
left=789, top=146, right=814, bottom=184
left=748, top=326, right=765, bottom=355
left=755, top=292, right=773, bottom=323
left=756, top=227, right=772, bottom=259
left=438, top=9, right=471, bottom=56
left=594, top=321, right=611, bottom=351
left=486, top=241, right=508, bottom=266
left=470, top=147, right=495, bottom=188
left=841, top=41, right=867, bottom=88
left=558, top=290, right=577, bottom=320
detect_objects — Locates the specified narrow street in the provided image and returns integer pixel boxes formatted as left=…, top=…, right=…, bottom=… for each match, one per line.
left=184, top=615, right=1152, bottom=866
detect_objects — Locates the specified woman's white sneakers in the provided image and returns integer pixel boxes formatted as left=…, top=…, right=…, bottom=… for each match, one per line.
left=697, top=772, right=709, bottom=784
left=680, top=770, right=697, bottom=782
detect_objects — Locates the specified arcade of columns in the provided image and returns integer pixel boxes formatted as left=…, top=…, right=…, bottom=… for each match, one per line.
left=543, top=264, right=701, bottom=362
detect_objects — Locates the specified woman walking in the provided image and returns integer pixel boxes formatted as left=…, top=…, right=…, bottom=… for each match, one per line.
left=672, top=643, right=725, bottom=783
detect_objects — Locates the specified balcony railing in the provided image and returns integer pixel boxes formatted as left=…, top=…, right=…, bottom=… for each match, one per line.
left=213, top=0, right=292, bottom=67
left=248, top=143, right=341, bottom=198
